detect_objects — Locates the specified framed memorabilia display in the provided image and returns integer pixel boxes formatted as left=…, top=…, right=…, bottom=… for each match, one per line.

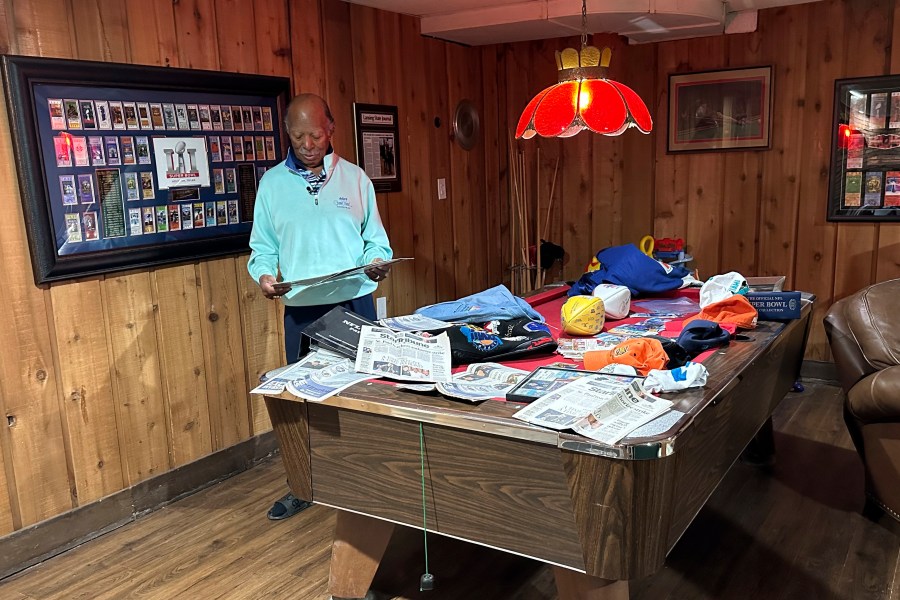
left=352, top=103, right=401, bottom=193
left=1, top=54, right=290, bottom=284
left=827, top=75, right=900, bottom=221
left=667, top=66, right=773, bottom=153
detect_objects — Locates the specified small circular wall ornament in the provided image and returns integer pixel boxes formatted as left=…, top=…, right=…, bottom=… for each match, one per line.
left=453, top=99, right=479, bottom=151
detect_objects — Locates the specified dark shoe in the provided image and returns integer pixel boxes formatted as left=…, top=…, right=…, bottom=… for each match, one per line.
left=267, top=492, right=311, bottom=520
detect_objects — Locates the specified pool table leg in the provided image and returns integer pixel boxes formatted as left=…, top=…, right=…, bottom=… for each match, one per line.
left=553, top=566, right=629, bottom=600
left=328, top=510, right=395, bottom=600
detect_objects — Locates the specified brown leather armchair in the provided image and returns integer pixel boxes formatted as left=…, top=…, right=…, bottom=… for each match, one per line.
left=824, top=278, right=900, bottom=523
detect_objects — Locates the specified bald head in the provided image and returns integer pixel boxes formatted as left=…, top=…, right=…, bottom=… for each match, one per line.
left=285, top=94, right=334, bottom=129
left=284, top=94, right=335, bottom=172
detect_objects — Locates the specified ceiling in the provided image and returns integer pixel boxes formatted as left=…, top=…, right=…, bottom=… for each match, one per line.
left=342, top=0, right=821, bottom=45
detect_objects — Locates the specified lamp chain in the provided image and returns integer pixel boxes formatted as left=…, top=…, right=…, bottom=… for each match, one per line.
left=580, top=0, right=587, bottom=50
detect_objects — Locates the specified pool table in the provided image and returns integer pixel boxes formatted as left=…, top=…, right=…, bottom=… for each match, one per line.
left=261, top=286, right=813, bottom=599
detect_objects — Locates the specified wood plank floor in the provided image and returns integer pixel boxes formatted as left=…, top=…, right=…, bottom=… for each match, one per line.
left=1, top=381, right=898, bottom=599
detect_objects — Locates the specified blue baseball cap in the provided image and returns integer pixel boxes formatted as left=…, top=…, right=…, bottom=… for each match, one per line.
left=676, top=319, right=730, bottom=355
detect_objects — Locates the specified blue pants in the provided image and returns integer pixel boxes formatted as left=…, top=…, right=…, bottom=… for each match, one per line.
left=283, top=294, right=377, bottom=364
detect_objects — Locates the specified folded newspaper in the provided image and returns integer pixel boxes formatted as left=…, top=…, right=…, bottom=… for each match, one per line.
left=512, top=375, right=672, bottom=445
left=355, top=325, right=452, bottom=383
left=277, top=257, right=413, bottom=289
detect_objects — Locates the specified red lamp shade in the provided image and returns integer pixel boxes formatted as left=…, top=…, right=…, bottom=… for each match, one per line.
left=515, top=46, right=652, bottom=139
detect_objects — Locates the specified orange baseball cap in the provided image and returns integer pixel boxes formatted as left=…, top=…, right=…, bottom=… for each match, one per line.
left=683, top=294, right=758, bottom=329
left=583, top=338, right=669, bottom=376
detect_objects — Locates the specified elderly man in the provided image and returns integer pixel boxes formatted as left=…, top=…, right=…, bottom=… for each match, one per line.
left=248, top=93, right=393, bottom=519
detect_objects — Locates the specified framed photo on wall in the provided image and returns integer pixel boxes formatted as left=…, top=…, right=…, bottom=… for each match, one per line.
left=667, top=66, right=773, bottom=153
left=827, top=74, right=900, bottom=221
left=353, top=103, right=401, bottom=193
left=2, top=54, right=290, bottom=284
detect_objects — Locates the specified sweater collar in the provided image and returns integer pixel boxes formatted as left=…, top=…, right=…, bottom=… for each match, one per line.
left=285, top=146, right=336, bottom=177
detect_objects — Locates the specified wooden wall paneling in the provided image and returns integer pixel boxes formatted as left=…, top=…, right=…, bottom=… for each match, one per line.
left=653, top=39, right=692, bottom=241
left=0, top=431, right=12, bottom=535
left=523, top=39, right=561, bottom=286
left=720, top=31, right=764, bottom=277
left=48, top=281, right=125, bottom=504
left=101, top=272, right=171, bottom=484
left=875, top=226, right=900, bottom=281
left=288, top=0, right=326, bottom=96
left=253, top=0, right=291, bottom=78
left=792, top=0, right=843, bottom=361
left=620, top=41, right=656, bottom=249
left=69, top=0, right=130, bottom=63
left=400, top=17, right=437, bottom=308
left=124, top=0, right=178, bottom=67
left=0, top=84, right=72, bottom=528
left=526, top=39, right=562, bottom=281
left=832, top=0, right=892, bottom=301
left=378, top=12, right=416, bottom=315
left=347, top=4, right=394, bottom=311
left=151, top=265, right=213, bottom=467
left=9, top=0, right=75, bottom=58
left=757, top=7, right=809, bottom=283
left=348, top=4, right=380, bottom=103
left=560, top=107, right=593, bottom=279
left=481, top=44, right=503, bottom=287
left=425, top=36, right=456, bottom=302
left=234, top=255, right=280, bottom=435
left=320, top=0, right=356, bottom=159
left=719, top=151, right=762, bottom=275
left=0, top=0, right=10, bottom=54
left=495, top=45, right=512, bottom=288
left=590, top=34, right=625, bottom=252
left=197, top=259, right=251, bottom=450
left=833, top=224, right=879, bottom=299
left=214, top=0, right=259, bottom=74
left=502, top=44, right=529, bottom=288
left=684, top=36, right=727, bottom=277
left=173, top=0, right=220, bottom=71
left=447, top=42, right=486, bottom=297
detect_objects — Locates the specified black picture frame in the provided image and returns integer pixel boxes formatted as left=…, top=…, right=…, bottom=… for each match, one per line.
left=1, top=54, right=291, bottom=284
left=667, top=66, right=773, bottom=153
left=352, top=103, right=401, bottom=193
left=827, top=74, right=900, bottom=221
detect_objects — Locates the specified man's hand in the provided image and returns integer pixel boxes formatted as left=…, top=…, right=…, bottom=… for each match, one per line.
left=364, top=257, right=391, bottom=282
left=259, top=274, right=289, bottom=299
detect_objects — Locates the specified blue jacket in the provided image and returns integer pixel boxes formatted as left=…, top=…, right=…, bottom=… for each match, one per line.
left=570, top=244, right=691, bottom=296
left=415, top=285, right=544, bottom=323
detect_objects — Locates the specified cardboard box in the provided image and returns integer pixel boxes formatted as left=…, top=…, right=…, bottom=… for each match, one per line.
left=747, top=291, right=801, bottom=320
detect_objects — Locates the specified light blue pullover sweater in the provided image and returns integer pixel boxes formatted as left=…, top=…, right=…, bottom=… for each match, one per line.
left=247, top=150, right=392, bottom=306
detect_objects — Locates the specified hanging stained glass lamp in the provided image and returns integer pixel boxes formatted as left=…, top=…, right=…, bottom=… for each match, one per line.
left=515, top=2, right=652, bottom=139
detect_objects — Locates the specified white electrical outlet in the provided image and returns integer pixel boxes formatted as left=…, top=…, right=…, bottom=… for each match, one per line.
left=376, top=296, right=387, bottom=320
left=437, top=178, right=447, bottom=200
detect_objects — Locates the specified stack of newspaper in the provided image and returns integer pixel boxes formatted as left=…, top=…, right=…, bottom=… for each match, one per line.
left=513, top=375, right=672, bottom=445
left=250, top=349, right=374, bottom=402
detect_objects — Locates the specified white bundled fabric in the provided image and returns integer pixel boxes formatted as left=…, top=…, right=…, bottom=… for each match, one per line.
left=643, top=362, right=709, bottom=393
left=591, top=283, right=631, bottom=319
left=699, top=271, right=749, bottom=308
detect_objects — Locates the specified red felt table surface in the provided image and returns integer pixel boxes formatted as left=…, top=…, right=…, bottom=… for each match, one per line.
left=488, top=284, right=711, bottom=374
